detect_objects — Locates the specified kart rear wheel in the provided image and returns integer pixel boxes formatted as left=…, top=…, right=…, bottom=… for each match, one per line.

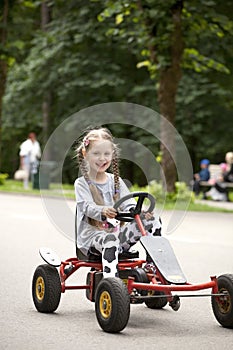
left=145, top=291, right=167, bottom=309
left=119, top=267, right=149, bottom=299
left=32, top=264, right=61, bottom=313
left=212, top=274, right=233, bottom=328
left=131, top=268, right=149, bottom=297
left=95, top=277, right=130, bottom=333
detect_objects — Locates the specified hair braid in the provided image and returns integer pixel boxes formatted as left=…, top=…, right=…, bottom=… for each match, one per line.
left=77, top=146, right=89, bottom=182
left=112, top=147, right=120, bottom=202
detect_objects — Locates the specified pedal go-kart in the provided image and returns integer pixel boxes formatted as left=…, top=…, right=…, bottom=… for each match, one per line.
left=32, top=192, right=233, bottom=333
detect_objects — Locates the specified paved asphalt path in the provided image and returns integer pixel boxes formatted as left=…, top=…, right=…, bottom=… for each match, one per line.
left=0, top=193, right=233, bottom=350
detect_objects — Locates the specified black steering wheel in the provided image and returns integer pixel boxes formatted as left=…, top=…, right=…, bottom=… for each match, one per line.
left=113, top=192, right=155, bottom=222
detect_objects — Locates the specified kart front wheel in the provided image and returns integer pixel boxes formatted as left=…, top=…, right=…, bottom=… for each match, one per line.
left=212, top=274, right=233, bottom=328
left=32, top=264, right=61, bottom=313
left=95, top=277, right=130, bottom=333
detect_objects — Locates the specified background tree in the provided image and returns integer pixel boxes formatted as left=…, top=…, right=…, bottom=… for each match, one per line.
left=98, top=0, right=233, bottom=190
left=41, top=0, right=53, bottom=148
left=1, top=0, right=233, bottom=188
left=2, top=0, right=157, bottom=179
left=0, top=0, right=9, bottom=169
left=0, top=0, right=40, bottom=171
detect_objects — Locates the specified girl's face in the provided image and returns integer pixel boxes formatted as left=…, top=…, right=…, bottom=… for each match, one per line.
left=85, top=139, right=113, bottom=174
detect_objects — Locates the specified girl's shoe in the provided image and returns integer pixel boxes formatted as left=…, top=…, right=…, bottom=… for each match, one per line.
left=144, top=262, right=156, bottom=274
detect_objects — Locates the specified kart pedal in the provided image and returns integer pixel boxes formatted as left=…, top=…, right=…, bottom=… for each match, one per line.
left=39, top=247, right=61, bottom=267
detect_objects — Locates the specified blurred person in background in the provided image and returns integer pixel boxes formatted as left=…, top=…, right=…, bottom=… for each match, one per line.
left=19, top=132, right=41, bottom=189
left=193, top=158, right=210, bottom=196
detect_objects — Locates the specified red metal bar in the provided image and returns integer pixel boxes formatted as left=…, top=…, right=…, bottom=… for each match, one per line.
left=60, top=259, right=144, bottom=282
left=210, top=276, right=218, bottom=294
left=64, top=285, right=90, bottom=290
left=60, top=259, right=144, bottom=272
left=59, top=258, right=145, bottom=292
left=127, top=276, right=217, bottom=294
left=134, top=214, right=147, bottom=236
left=61, top=261, right=102, bottom=269
left=60, top=261, right=102, bottom=282
left=118, top=260, right=145, bottom=269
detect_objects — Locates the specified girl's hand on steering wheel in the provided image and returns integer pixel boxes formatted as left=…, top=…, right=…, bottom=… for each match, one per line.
left=142, top=211, right=154, bottom=221
left=102, top=207, right=117, bottom=219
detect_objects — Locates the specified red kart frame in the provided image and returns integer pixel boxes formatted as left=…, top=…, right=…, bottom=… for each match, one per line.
left=59, top=213, right=218, bottom=297
left=32, top=192, right=233, bottom=333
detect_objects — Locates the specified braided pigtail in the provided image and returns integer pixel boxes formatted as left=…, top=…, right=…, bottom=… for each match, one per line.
left=111, top=146, right=120, bottom=202
left=77, top=146, right=89, bottom=184
left=111, top=146, right=125, bottom=227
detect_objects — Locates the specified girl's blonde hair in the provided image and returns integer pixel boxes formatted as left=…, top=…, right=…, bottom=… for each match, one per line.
left=76, top=127, right=120, bottom=207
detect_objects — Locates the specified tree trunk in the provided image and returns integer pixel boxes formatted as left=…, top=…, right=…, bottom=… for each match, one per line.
left=41, top=1, right=52, bottom=30
left=42, top=92, right=52, bottom=158
left=158, top=1, right=184, bottom=192
left=0, top=0, right=9, bottom=169
left=41, top=1, right=52, bottom=160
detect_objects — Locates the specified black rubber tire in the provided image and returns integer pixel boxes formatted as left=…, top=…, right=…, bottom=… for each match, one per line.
left=119, top=267, right=149, bottom=298
left=145, top=291, right=168, bottom=309
left=131, top=268, right=149, bottom=296
left=32, top=264, right=61, bottom=313
left=86, top=271, right=93, bottom=301
left=212, top=274, right=233, bottom=328
left=86, top=271, right=103, bottom=302
left=95, top=277, right=130, bottom=333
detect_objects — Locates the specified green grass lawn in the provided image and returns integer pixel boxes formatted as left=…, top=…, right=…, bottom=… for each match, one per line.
left=0, top=179, right=232, bottom=213
left=0, top=180, right=75, bottom=199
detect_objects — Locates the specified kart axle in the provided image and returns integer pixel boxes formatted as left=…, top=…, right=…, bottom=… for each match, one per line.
left=130, top=293, right=228, bottom=300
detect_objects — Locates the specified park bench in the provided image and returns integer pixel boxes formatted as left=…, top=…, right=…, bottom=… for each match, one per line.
left=199, top=164, right=233, bottom=195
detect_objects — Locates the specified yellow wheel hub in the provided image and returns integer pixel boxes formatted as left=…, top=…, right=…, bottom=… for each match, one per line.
left=218, top=288, right=231, bottom=314
left=99, top=291, right=112, bottom=319
left=36, top=276, right=45, bottom=301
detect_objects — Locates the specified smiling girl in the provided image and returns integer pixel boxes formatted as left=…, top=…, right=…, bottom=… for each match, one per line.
left=74, top=127, right=161, bottom=277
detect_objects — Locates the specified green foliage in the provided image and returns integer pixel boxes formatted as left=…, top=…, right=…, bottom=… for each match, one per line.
left=183, top=48, right=230, bottom=74
left=176, top=71, right=233, bottom=167
left=0, top=173, right=9, bottom=185
left=130, top=180, right=194, bottom=204
left=98, top=0, right=233, bottom=81
left=1, top=0, right=233, bottom=185
left=3, top=0, right=155, bottom=131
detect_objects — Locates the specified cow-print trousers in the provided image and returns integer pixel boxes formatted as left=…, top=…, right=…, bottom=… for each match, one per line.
left=89, top=215, right=162, bottom=278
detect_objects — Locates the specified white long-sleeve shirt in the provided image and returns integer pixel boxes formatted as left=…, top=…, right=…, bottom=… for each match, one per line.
left=74, top=173, right=135, bottom=254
